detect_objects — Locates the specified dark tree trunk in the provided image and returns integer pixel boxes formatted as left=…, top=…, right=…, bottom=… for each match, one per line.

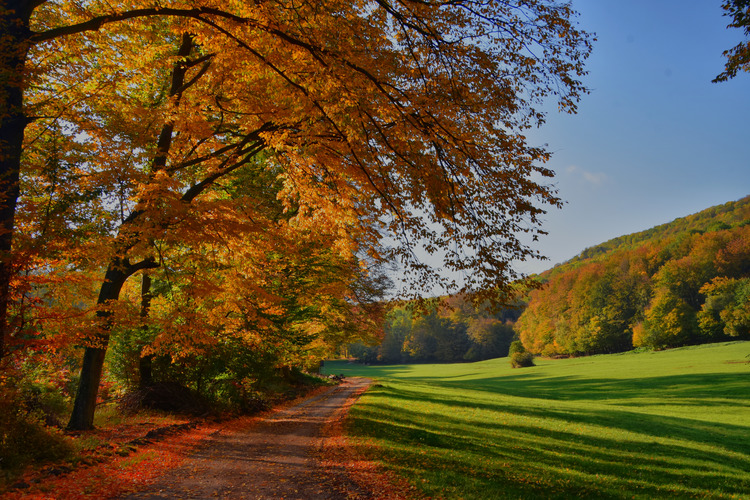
left=138, top=352, right=155, bottom=389
left=0, top=1, right=36, bottom=360
left=66, top=347, right=107, bottom=430
left=67, top=257, right=156, bottom=430
left=67, top=261, right=129, bottom=430
left=138, top=273, right=154, bottom=388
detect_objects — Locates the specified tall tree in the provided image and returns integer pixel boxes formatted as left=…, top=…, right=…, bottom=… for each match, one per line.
left=2, top=1, right=591, bottom=361
left=0, top=0, right=35, bottom=360
left=6, top=1, right=591, bottom=428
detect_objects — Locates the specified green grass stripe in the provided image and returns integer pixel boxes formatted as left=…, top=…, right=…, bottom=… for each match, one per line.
left=326, top=341, right=750, bottom=499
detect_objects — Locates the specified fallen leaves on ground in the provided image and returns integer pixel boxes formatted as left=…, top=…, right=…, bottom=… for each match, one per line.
left=317, top=382, right=421, bottom=499
left=3, top=384, right=380, bottom=500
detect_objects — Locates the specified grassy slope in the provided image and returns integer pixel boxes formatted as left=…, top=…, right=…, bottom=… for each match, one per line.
left=324, top=342, right=750, bottom=499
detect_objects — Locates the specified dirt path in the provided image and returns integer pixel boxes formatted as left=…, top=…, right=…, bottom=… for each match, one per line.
left=122, top=377, right=373, bottom=500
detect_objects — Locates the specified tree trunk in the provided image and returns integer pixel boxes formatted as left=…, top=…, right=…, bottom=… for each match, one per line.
left=0, top=1, right=35, bottom=360
left=66, top=346, right=107, bottom=430
left=138, top=352, right=155, bottom=389
left=138, top=273, right=154, bottom=388
left=67, top=258, right=158, bottom=430
left=67, top=261, right=128, bottom=429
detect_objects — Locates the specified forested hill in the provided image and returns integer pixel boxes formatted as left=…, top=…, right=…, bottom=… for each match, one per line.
left=559, top=195, right=750, bottom=270
left=517, top=195, right=750, bottom=357
left=349, top=196, right=750, bottom=365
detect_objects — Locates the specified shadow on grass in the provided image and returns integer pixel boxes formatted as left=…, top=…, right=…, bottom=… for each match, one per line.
left=381, top=381, right=750, bottom=452
left=401, top=371, right=750, bottom=405
left=347, top=383, right=750, bottom=499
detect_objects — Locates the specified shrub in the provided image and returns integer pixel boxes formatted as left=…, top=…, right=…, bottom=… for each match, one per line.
left=118, top=382, right=211, bottom=415
left=509, top=340, right=535, bottom=368
left=508, top=340, right=526, bottom=356
left=0, top=390, right=72, bottom=474
left=510, top=351, right=535, bottom=368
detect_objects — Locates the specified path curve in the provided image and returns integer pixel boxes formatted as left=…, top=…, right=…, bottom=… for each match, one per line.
left=123, top=377, right=372, bottom=500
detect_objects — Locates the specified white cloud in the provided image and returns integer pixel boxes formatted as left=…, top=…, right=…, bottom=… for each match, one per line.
left=565, top=165, right=608, bottom=185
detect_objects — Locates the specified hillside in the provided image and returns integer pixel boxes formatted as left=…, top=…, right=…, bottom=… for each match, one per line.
left=555, top=195, right=750, bottom=271
left=348, top=197, right=750, bottom=364
left=517, top=195, right=750, bottom=356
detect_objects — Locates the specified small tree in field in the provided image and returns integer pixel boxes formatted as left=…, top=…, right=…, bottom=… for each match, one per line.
left=509, top=340, right=534, bottom=368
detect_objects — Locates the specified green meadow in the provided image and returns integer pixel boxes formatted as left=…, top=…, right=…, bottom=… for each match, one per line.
left=324, top=342, right=750, bottom=499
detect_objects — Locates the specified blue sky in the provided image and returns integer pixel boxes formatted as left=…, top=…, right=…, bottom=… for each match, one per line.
left=516, top=0, right=750, bottom=274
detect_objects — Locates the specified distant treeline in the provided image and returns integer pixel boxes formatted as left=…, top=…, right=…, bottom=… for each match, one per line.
left=349, top=295, right=522, bottom=364
left=517, top=197, right=750, bottom=355
left=352, top=197, right=750, bottom=363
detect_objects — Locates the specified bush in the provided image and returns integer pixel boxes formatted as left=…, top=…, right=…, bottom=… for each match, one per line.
left=509, top=340, right=535, bottom=368
left=508, top=340, right=526, bottom=356
left=118, top=382, right=211, bottom=415
left=510, top=351, right=535, bottom=368
left=0, top=391, right=72, bottom=474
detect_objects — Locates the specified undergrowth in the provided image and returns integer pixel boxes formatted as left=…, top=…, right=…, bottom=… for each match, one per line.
left=0, top=368, right=334, bottom=492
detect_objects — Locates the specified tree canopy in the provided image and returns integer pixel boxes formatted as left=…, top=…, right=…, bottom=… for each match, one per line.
left=1, top=0, right=592, bottom=429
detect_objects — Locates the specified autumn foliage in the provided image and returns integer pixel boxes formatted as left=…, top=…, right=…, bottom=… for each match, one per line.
left=1, top=4, right=592, bottom=481
left=516, top=197, right=750, bottom=356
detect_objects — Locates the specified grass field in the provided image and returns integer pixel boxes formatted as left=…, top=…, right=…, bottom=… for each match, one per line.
left=323, top=341, right=750, bottom=499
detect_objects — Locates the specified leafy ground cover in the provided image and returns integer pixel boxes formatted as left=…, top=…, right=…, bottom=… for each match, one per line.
left=2, top=407, right=207, bottom=499
left=324, top=341, right=750, bottom=499
left=1, top=378, right=336, bottom=498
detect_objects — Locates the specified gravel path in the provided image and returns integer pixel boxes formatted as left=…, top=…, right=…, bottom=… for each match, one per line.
left=122, top=378, right=373, bottom=500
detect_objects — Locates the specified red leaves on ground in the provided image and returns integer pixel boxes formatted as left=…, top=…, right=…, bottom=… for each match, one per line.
left=317, top=383, right=421, bottom=499
left=5, top=419, right=217, bottom=500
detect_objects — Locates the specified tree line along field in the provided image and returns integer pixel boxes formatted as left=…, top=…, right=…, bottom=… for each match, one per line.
left=325, top=341, right=750, bottom=499
left=349, top=196, right=750, bottom=366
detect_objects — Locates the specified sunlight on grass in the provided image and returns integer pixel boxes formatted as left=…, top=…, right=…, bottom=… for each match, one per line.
left=326, top=342, right=750, bottom=499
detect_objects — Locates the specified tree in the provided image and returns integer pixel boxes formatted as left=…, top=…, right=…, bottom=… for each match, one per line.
left=635, top=288, right=698, bottom=349
left=379, top=306, right=412, bottom=363
left=714, top=0, right=750, bottom=82
left=403, top=311, right=441, bottom=362
left=509, top=339, right=534, bottom=368
left=465, top=316, right=514, bottom=360
left=1, top=0, right=591, bottom=354
left=698, top=277, right=750, bottom=338
left=4, top=1, right=592, bottom=428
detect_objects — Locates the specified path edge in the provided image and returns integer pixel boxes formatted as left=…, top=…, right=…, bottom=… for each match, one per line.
left=316, top=377, right=421, bottom=500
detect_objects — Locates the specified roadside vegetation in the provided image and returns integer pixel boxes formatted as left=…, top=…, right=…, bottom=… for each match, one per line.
left=326, top=341, right=750, bottom=499
left=0, top=371, right=334, bottom=494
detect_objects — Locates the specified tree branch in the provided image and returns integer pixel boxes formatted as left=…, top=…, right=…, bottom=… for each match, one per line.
left=29, top=6, right=248, bottom=44
left=126, top=256, right=159, bottom=275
